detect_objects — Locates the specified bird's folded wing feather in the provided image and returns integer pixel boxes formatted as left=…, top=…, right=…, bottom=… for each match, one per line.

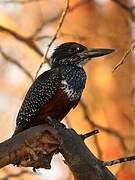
left=14, top=67, right=61, bottom=135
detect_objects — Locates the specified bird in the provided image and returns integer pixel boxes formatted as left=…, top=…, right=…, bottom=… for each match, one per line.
left=13, top=42, right=114, bottom=136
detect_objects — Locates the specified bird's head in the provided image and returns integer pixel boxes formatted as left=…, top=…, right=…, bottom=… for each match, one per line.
left=50, top=42, right=114, bottom=67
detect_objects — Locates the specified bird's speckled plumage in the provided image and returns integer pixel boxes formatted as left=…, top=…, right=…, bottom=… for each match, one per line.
left=60, top=65, right=86, bottom=100
left=14, top=64, right=86, bottom=135
left=14, top=68, right=61, bottom=134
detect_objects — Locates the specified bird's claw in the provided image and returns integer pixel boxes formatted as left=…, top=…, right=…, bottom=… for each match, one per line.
left=13, top=156, right=21, bottom=166
left=47, top=116, right=58, bottom=127
left=47, top=116, right=66, bottom=129
left=47, top=116, right=60, bottom=129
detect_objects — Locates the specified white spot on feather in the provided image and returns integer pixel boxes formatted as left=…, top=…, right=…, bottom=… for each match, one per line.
left=61, top=80, right=68, bottom=85
left=61, top=80, right=75, bottom=100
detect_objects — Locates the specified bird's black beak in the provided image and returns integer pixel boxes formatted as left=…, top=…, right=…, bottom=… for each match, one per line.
left=87, top=48, right=115, bottom=58
left=80, top=48, right=115, bottom=60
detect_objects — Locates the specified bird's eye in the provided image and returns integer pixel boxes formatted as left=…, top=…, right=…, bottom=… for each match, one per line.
left=69, top=46, right=80, bottom=53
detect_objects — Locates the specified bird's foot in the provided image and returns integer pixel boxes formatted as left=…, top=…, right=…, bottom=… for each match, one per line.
left=47, top=116, right=66, bottom=129
left=47, top=116, right=57, bottom=126
left=13, top=156, right=21, bottom=166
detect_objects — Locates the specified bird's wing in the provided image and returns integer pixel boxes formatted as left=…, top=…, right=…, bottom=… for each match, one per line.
left=14, top=67, right=61, bottom=135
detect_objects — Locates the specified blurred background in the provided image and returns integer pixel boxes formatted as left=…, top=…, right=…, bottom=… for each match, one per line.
left=0, top=0, right=135, bottom=179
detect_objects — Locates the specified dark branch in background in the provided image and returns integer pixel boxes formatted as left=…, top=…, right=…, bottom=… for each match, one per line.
left=0, top=47, right=33, bottom=82
left=0, top=121, right=117, bottom=180
left=111, top=0, right=135, bottom=20
left=35, top=0, right=70, bottom=78
left=0, top=25, right=43, bottom=57
left=80, top=100, right=127, bottom=151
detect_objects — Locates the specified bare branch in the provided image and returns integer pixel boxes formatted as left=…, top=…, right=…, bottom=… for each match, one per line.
left=102, top=155, right=135, bottom=166
left=112, top=44, right=135, bottom=72
left=0, top=122, right=116, bottom=180
left=0, top=25, right=43, bottom=57
left=35, top=0, right=70, bottom=78
left=0, top=47, right=34, bottom=82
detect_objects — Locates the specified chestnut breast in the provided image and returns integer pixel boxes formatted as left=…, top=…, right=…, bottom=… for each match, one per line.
left=39, top=88, right=78, bottom=120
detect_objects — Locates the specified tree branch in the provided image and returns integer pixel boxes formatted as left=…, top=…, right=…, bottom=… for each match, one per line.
left=0, top=121, right=117, bottom=180
left=103, top=155, right=135, bottom=166
left=0, top=124, right=59, bottom=169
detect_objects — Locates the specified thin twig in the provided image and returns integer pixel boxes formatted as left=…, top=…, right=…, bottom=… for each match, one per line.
left=112, top=44, right=135, bottom=72
left=0, top=47, right=34, bottom=82
left=80, top=129, right=99, bottom=140
left=35, top=0, right=70, bottom=78
left=102, top=155, right=135, bottom=166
